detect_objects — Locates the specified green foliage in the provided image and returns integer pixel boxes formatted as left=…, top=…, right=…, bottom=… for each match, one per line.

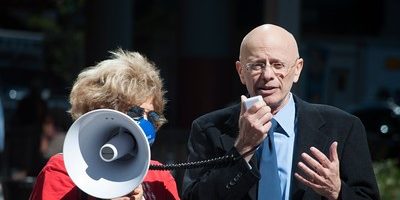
left=21, top=0, right=86, bottom=84
left=374, top=159, right=400, bottom=200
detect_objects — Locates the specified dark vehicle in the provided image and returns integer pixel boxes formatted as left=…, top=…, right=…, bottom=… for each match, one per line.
left=348, top=101, right=400, bottom=161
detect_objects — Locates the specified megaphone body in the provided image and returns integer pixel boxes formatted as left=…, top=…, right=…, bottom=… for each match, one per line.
left=63, top=109, right=151, bottom=199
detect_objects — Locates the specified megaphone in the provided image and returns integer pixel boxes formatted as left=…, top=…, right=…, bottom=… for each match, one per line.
left=63, top=109, right=150, bottom=199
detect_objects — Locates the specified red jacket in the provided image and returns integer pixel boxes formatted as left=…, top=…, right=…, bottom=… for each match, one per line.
left=29, top=154, right=180, bottom=200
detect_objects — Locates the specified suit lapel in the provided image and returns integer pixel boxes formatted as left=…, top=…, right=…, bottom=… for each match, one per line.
left=290, top=96, right=332, bottom=199
left=216, top=98, right=334, bottom=199
left=218, top=104, right=240, bottom=151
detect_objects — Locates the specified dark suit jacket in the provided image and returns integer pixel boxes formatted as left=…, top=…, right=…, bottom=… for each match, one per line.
left=182, top=95, right=380, bottom=200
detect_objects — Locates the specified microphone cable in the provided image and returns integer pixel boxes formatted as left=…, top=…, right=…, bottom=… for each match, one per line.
left=149, top=144, right=259, bottom=170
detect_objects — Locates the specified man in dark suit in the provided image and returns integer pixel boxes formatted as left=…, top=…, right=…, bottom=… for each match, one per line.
left=181, top=24, right=380, bottom=200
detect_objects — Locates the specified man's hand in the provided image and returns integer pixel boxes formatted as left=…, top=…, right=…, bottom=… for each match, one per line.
left=234, top=95, right=273, bottom=162
left=294, top=142, right=341, bottom=200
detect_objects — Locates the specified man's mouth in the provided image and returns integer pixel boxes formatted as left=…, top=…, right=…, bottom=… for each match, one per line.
left=257, top=86, right=277, bottom=95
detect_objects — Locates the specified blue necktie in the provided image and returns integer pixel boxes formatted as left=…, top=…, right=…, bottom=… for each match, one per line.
left=258, top=119, right=282, bottom=199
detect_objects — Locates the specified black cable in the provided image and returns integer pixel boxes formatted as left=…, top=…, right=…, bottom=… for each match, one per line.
left=149, top=154, right=237, bottom=170
left=149, top=144, right=259, bottom=171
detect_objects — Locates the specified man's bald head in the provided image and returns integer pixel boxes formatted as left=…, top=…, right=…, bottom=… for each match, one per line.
left=235, top=24, right=304, bottom=113
left=239, top=24, right=299, bottom=62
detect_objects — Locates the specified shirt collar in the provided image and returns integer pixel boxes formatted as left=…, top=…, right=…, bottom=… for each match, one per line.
left=273, top=93, right=296, bottom=137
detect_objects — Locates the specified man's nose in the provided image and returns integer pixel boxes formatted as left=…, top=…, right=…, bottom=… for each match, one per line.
left=261, top=65, right=275, bottom=80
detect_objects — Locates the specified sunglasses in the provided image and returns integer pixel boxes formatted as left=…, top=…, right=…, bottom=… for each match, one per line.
left=127, top=106, right=161, bottom=128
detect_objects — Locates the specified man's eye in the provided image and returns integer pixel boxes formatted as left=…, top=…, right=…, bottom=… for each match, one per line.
left=272, top=63, right=284, bottom=69
left=251, top=63, right=264, bottom=69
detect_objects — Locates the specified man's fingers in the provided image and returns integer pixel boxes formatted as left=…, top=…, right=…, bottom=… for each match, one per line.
left=329, top=141, right=339, bottom=162
left=301, top=152, right=326, bottom=176
left=240, top=95, right=247, bottom=115
left=297, top=144, right=341, bottom=200
left=297, top=161, right=325, bottom=184
left=310, top=147, right=331, bottom=168
left=294, top=172, right=322, bottom=190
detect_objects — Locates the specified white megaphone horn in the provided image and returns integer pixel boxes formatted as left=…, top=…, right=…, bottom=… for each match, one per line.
left=63, top=109, right=150, bottom=199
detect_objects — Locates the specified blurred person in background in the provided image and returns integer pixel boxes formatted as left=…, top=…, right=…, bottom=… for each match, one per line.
left=38, top=108, right=72, bottom=166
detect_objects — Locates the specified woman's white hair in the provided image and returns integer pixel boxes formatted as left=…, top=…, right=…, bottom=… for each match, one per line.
left=69, top=49, right=167, bottom=128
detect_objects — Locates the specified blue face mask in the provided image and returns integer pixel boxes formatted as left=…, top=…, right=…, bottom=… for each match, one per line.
left=135, top=118, right=156, bottom=145
left=127, top=106, right=161, bottom=146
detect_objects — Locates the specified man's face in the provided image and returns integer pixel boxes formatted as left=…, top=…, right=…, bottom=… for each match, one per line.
left=236, top=31, right=303, bottom=113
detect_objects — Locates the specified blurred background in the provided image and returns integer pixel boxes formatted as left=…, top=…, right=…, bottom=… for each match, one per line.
left=0, top=0, right=400, bottom=199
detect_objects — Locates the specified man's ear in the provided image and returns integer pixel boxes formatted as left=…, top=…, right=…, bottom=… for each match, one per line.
left=236, top=61, right=246, bottom=85
left=293, top=58, right=303, bottom=83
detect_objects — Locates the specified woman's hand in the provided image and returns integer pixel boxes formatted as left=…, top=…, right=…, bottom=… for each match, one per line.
left=112, top=184, right=144, bottom=200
